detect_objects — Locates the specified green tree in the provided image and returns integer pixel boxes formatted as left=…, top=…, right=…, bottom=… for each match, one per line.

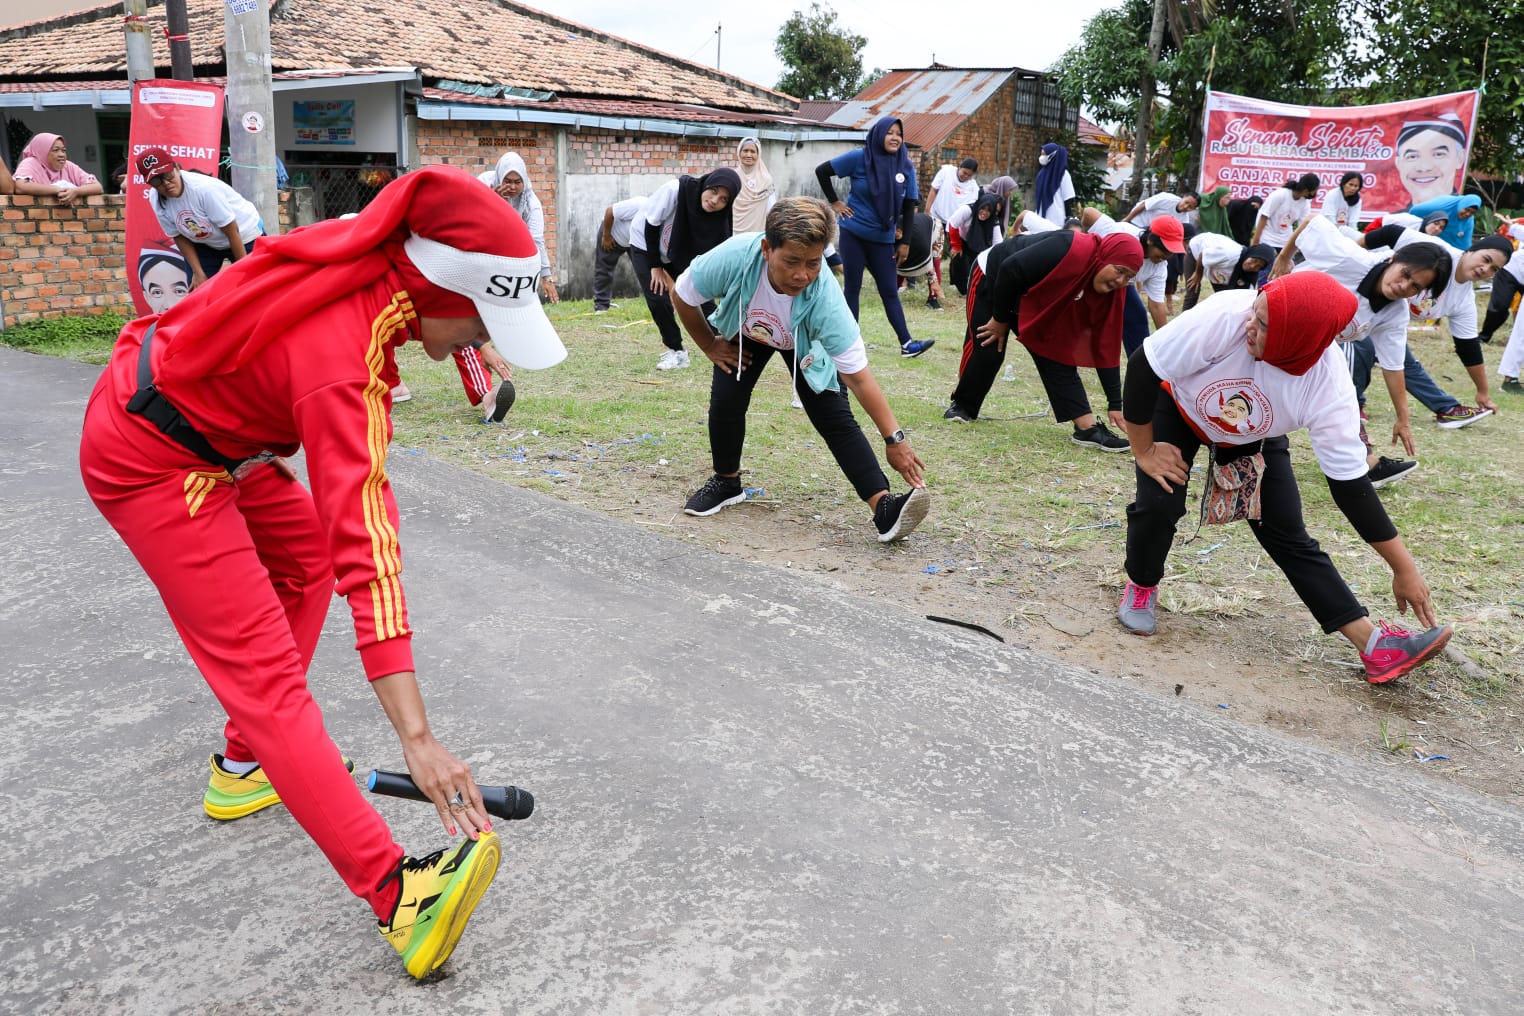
left=1351, top=1, right=1524, bottom=195
left=774, top=2, right=869, bottom=100
left=1053, top=0, right=1353, bottom=187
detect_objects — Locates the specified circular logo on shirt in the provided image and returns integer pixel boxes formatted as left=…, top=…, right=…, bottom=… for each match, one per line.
left=175, top=211, right=215, bottom=241
left=1197, top=379, right=1274, bottom=438
left=895, top=173, right=905, bottom=183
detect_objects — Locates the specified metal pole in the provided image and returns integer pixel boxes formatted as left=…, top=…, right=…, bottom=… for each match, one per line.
left=122, top=0, right=154, bottom=82
left=223, top=0, right=279, bottom=231
left=165, top=0, right=193, bottom=80
left=715, top=23, right=721, bottom=71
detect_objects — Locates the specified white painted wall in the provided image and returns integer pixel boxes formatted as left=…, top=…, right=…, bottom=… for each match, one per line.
left=3, top=108, right=103, bottom=174
left=275, top=81, right=398, bottom=157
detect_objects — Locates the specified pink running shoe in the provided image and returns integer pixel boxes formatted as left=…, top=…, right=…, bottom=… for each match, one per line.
left=1117, top=581, right=1159, bottom=636
left=1360, top=620, right=1453, bottom=683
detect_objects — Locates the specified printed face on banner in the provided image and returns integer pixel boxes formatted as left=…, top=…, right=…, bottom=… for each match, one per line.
left=125, top=80, right=227, bottom=317
left=1196, top=90, right=1480, bottom=221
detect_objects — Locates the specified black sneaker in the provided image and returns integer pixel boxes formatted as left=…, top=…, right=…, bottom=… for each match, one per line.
left=873, top=487, right=931, bottom=543
left=1071, top=422, right=1130, bottom=452
left=943, top=403, right=974, bottom=423
left=926, top=296, right=942, bottom=310
left=1368, top=456, right=1418, bottom=488
left=1502, top=377, right=1523, bottom=394
left=482, top=379, right=517, bottom=423
left=684, top=475, right=746, bottom=517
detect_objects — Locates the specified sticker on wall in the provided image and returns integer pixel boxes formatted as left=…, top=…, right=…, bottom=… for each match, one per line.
left=241, top=111, right=265, bottom=134
left=226, top=0, right=257, bottom=13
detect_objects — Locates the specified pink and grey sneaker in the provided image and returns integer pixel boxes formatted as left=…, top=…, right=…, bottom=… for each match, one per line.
left=1359, top=620, right=1453, bottom=684
left=1117, top=581, right=1159, bottom=636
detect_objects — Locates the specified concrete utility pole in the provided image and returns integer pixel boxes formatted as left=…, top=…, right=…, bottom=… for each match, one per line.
left=165, top=0, right=193, bottom=80
left=122, top=0, right=154, bottom=82
left=223, top=0, right=279, bottom=232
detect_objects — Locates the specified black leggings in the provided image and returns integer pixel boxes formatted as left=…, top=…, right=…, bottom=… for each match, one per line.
left=1481, top=269, right=1521, bottom=342
left=708, top=340, right=889, bottom=502
left=1123, top=390, right=1367, bottom=633
left=629, top=246, right=683, bottom=351
left=950, top=264, right=1117, bottom=421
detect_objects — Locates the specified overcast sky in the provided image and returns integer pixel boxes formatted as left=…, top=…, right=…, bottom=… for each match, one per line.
left=530, top=0, right=1121, bottom=93
left=14, top=0, right=1121, bottom=94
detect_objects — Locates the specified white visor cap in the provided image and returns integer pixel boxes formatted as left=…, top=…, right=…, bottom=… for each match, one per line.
left=403, top=233, right=567, bottom=369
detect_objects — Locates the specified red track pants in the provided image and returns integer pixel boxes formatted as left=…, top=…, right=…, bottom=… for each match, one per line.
left=80, top=372, right=403, bottom=921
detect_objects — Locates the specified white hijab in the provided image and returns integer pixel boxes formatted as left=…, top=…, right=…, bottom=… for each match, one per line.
left=478, top=151, right=538, bottom=218
left=730, top=137, right=774, bottom=234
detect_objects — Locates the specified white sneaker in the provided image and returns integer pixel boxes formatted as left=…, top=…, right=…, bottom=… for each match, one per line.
left=657, top=348, right=691, bottom=371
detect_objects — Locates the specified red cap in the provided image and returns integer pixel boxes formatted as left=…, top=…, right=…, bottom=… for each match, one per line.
left=136, top=147, right=175, bottom=181
left=1147, top=214, right=1186, bottom=254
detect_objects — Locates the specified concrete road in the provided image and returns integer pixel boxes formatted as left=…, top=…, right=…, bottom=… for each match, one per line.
left=3, top=345, right=1522, bottom=1015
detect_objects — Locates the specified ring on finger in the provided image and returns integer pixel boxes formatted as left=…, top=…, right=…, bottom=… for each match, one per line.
left=449, top=792, right=465, bottom=809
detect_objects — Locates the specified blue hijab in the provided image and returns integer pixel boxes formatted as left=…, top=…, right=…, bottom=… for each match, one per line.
left=862, top=116, right=913, bottom=229
left=1035, top=143, right=1069, bottom=220
left=1408, top=193, right=1482, bottom=250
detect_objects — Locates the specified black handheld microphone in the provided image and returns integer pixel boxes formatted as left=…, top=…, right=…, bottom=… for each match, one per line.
left=367, top=769, right=535, bottom=820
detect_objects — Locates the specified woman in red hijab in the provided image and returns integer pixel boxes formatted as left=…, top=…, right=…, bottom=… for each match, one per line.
left=945, top=230, right=1142, bottom=452
left=1115, top=271, right=1453, bottom=685
left=79, top=166, right=564, bottom=979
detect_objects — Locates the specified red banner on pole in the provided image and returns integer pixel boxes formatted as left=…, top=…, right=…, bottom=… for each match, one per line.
left=126, top=79, right=225, bottom=317
left=1197, top=89, right=1480, bottom=221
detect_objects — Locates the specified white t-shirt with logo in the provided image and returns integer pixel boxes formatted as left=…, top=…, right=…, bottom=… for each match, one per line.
left=1188, top=232, right=1245, bottom=286
left=1289, top=215, right=1413, bottom=370
left=1257, top=187, right=1309, bottom=247
left=1394, top=230, right=1478, bottom=338
left=149, top=170, right=262, bottom=250
left=928, top=165, right=981, bottom=223
left=1143, top=289, right=1367, bottom=480
left=1088, top=213, right=1166, bottom=301
left=673, top=264, right=868, bottom=375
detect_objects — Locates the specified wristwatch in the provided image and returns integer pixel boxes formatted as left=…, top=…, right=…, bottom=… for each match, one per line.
left=883, top=428, right=907, bottom=446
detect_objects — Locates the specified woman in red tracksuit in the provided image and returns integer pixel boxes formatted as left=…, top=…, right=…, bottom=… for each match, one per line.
left=78, top=166, right=565, bottom=979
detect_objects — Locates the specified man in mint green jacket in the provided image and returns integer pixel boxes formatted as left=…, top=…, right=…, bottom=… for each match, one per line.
left=671, top=195, right=932, bottom=542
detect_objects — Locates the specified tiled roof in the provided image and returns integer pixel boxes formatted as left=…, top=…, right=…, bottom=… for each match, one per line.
left=421, top=88, right=851, bottom=132
left=0, top=0, right=794, bottom=114
left=1077, top=115, right=1114, bottom=147
left=817, top=68, right=1017, bottom=151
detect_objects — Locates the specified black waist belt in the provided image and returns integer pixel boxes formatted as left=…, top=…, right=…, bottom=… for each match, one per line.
left=124, top=323, right=250, bottom=474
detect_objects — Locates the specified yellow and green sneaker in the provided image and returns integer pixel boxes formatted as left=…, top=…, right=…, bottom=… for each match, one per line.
left=377, top=832, right=502, bottom=980
left=202, top=753, right=354, bottom=821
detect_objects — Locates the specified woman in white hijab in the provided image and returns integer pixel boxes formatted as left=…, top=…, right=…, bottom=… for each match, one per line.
left=479, top=151, right=559, bottom=302
left=729, top=137, right=775, bottom=234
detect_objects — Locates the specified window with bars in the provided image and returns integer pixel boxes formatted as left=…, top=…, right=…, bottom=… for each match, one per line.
left=1012, top=75, right=1074, bottom=131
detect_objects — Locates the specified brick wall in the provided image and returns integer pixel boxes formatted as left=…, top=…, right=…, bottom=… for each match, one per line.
left=914, top=79, right=1051, bottom=214
left=0, top=191, right=302, bottom=329
left=0, top=194, right=131, bottom=326
left=413, top=119, right=732, bottom=283
left=414, top=120, right=562, bottom=273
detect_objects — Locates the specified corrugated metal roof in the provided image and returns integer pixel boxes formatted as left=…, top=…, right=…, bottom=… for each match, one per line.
left=820, top=68, right=1014, bottom=150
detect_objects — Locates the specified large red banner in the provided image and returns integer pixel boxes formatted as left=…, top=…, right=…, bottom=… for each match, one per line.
left=1197, top=89, right=1480, bottom=221
left=125, top=79, right=225, bottom=317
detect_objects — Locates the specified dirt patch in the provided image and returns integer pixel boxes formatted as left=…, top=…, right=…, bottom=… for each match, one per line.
left=599, top=479, right=1524, bottom=805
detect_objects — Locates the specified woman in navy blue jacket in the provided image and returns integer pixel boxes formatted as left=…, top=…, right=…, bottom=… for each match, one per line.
left=816, top=117, right=932, bottom=358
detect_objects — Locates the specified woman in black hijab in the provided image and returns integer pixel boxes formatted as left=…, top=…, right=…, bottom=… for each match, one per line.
left=1227, top=195, right=1263, bottom=246
left=634, top=167, right=742, bottom=370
